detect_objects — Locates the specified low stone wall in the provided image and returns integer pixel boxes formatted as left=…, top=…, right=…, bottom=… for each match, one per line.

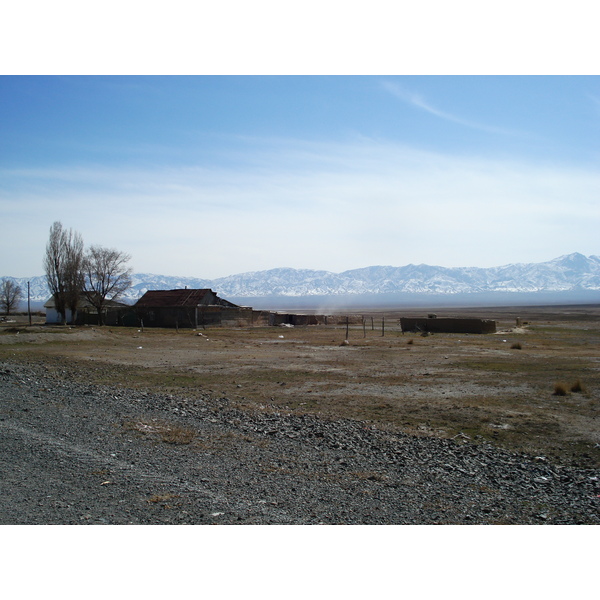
left=400, top=317, right=497, bottom=334
left=78, top=307, right=371, bottom=329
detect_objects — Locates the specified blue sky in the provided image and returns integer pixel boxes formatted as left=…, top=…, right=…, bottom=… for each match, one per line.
left=2, top=75, right=600, bottom=278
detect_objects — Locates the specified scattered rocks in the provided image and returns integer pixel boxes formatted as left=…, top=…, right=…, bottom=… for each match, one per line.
left=0, top=358, right=598, bottom=524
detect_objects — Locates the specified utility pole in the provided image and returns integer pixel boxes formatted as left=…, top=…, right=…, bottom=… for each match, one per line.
left=27, top=281, right=32, bottom=326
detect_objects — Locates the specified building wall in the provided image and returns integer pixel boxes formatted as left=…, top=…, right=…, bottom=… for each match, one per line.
left=45, top=307, right=75, bottom=324
left=400, top=317, right=497, bottom=334
left=135, top=307, right=197, bottom=328
left=135, top=306, right=257, bottom=328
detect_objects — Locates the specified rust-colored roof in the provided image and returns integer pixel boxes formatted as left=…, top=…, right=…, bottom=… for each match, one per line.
left=135, top=289, right=214, bottom=308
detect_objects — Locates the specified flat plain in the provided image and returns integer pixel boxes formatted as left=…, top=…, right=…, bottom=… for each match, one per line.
left=2, top=303, right=599, bottom=469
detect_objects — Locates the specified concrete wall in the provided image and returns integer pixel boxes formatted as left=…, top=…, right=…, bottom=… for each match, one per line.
left=400, top=317, right=497, bottom=334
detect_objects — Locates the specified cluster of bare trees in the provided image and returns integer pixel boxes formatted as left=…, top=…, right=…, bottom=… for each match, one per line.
left=44, top=221, right=133, bottom=325
left=0, top=278, right=23, bottom=315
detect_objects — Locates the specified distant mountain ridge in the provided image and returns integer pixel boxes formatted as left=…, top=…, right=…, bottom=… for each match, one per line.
left=5, top=253, right=600, bottom=309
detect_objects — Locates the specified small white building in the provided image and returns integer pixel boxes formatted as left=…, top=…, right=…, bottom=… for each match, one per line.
left=44, top=294, right=128, bottom=324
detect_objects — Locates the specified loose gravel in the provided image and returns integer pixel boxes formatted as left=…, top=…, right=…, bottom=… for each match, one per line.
left=1, top=358, right=598, bottom=524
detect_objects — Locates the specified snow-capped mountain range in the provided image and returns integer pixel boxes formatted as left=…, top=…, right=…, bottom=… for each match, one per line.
left=5, top=253, right=600, bottom=309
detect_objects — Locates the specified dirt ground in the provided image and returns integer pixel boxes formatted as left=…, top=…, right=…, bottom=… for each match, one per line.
left=1, top=304, right=599, bottom=468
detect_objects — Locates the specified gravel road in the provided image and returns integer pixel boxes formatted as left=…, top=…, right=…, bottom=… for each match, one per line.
left=1, top=358, right=599, bottom=524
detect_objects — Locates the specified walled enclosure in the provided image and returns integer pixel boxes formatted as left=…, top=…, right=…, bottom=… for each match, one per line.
left=400, top=317, right=497, bottom=334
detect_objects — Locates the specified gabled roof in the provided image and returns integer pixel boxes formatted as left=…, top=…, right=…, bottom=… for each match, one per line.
left=135, top=289, right=217, bottom=308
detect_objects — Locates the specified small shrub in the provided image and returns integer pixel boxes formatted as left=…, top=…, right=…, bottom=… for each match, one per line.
left=553, top=382, right=568, bottom=396
left=570, top=380, right=585, bottom=393
left=511, top=342, right=522, bottom=350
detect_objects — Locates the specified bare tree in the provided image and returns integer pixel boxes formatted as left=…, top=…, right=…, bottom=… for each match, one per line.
left=64, top=229, right=85, bottom=322
left=82, top=245, right=132, bottom=325
left=0, top=278, right=23, bottom=315
left=43, top=222, right=84, bottom=325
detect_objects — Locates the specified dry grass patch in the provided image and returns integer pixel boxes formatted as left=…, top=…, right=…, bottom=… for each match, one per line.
left=123, top=418, right=195, bottom=445
left=194, top=430, right=268, bottom=451
left=147, top=493, right=180, bottom=504
left=570, top=379, right=585, bottom=393
left=553, top=382, right=568, bottom=396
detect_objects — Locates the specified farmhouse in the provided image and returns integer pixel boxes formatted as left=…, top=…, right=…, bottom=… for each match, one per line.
left=134, top=288, right=254, bottom=328
left=44, top=287, right=338, bottom=329
left=44, top=294, right=129, bottom=325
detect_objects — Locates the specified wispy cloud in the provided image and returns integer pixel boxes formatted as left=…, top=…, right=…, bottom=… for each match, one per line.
left=2, top=135, right=599, bottom=277
left=381, top=80, right=524, bottom=137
